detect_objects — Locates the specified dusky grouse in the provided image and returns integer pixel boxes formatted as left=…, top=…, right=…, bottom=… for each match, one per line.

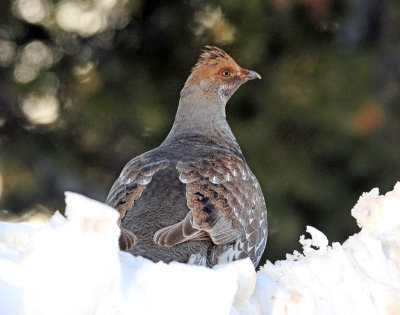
left=106, top=46, right=268, bottom=267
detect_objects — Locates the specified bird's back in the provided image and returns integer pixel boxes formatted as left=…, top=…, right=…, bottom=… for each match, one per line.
left=107, top=138, right=267, bottom=266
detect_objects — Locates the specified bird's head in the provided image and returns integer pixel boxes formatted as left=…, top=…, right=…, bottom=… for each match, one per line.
left=184, top=46, right=261, bottom=103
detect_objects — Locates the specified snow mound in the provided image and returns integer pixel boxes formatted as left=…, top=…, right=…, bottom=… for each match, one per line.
left=254, top=183, right=400, bottom=315
left=0, top=184, right=400, bottom=315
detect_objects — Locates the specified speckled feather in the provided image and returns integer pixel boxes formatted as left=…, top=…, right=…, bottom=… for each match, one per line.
left=176, top=154, right=267, bottom=265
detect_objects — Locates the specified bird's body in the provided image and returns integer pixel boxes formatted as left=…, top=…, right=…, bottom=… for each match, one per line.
left=107, top=47, right=268, bottom=267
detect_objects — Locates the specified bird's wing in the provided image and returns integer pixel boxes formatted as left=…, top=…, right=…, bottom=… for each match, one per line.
left=107, top=157, right=170, bottom=250
left=154, top=154, right=267, bottom=247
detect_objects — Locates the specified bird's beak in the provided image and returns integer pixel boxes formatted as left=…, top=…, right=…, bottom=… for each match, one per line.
left=238, top=69, right=261, bottom=81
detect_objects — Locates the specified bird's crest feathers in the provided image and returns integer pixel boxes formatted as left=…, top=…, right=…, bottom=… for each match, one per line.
left=191, top=46, right=232, bottom=72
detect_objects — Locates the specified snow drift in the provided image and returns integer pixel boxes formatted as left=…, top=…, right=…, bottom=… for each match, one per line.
left=0, top=183, right=399, bottom=315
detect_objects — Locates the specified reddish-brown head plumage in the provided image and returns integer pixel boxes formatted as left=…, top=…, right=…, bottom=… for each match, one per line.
left=185, top=46, right=260, bottom=88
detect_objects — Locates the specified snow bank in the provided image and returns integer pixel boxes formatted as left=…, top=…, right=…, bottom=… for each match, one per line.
left=0, top=184, right=399, bottom=315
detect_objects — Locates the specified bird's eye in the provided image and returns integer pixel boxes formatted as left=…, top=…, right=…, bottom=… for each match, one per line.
left=220, top=69, right=231, bottom=77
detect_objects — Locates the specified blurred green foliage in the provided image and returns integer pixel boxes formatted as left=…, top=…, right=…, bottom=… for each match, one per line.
left=0, top=0, right=399, bottom=265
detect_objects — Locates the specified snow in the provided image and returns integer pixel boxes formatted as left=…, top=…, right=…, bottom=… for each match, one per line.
left=1, top=184, right=400, bottom=315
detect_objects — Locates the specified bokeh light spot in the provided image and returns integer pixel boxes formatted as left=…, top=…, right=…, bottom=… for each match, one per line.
left=194, top=6, right=235, bottom=44
left=0, top=40, right=17, bottom=67
left=14, top=0, right=50, bottom=24
left=56, top=2, right=108, bottom=37
left=14, top=63, right=39, bottom=83
left=22, top=93, right=60, bottom=125
left=21, top=40, right=53, bottom=68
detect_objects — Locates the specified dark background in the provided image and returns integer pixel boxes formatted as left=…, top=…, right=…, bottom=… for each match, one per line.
left=0, top=0, right=399, bottom=265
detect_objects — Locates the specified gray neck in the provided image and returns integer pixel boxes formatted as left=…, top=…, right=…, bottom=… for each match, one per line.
left=161, top=84, right=242, bottom=153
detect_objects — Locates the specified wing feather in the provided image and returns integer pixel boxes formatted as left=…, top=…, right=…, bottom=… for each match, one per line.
left=106, top=157, right=170, bottom=250
left=173, top=154, right=267, bottom=251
